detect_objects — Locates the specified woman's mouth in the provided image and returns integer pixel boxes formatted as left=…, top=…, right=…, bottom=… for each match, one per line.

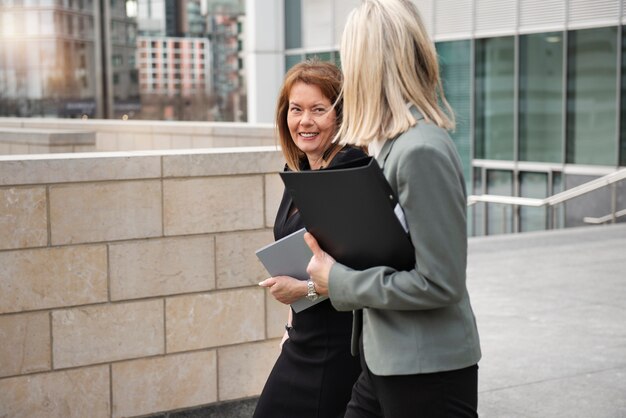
left=299, top=132, right=319, bottom=139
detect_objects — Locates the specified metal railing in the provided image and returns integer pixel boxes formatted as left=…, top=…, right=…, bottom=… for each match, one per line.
left=467, top=168, right=626, bottom=231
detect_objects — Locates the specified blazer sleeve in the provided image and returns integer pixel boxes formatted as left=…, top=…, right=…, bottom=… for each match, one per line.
left=328, top=141, right=468, bottom=311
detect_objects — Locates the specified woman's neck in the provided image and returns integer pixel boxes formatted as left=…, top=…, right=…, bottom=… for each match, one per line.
left=307, top=145, right=340, bottom=170
left=307, top=153, right=325, bottom=170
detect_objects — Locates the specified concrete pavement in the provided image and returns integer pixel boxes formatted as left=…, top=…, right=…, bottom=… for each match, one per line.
left=468, top=223, right=626, bottom=417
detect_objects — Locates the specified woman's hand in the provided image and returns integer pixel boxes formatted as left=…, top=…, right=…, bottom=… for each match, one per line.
left=304, top=232, right=335, bottom=296
left=259, top=275, right=307, bottom=305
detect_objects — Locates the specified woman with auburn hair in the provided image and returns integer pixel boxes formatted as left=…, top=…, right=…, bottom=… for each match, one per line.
left=304, top=1, right=482, bottom=416
left=254, top=59, right=364, bottom=418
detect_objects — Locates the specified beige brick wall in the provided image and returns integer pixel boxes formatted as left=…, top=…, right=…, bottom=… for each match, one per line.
left=0, top=146, right=288, bottom=418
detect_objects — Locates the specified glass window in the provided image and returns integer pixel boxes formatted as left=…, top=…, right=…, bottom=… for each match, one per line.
left=284, top=0, right=301, bottom=50
left=39, top=39, right=58, bottom=68
left=40, top=11, right=57, bottom=36
left=471, top=167, right=485, bottom=237
left=26, top=11, right=40, bottom=36
left=566, top=27, right=618, bottom=166
left=112, top=54, right=123, bottom=66
left=475, top=36, right=515, bottom=160
left=285, top=54, right=302, bottom=71
left=437, top=39, right=472, bottom=192
left=2, top=12, right=16, bottom=37
left=486, top=169, right=513, bottom=235
left=551, top=172, right=565, bottom=229
left=305, top=51, right=332, bottom=62
left=519, top=32, right=563, bottom=163
left=619, top=27, right=626, bottom=166
left=519, top=171, right=548, bottom=232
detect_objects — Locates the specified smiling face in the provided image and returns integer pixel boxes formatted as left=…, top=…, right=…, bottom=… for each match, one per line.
left=287, top=81, right=337, bottom=169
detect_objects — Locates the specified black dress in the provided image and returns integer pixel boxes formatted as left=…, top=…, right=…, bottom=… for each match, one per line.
left=253, top=146, right=365, bottom=418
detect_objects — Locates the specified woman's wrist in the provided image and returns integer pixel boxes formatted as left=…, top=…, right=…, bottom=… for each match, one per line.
left=302, top=280, right=308, bottom=297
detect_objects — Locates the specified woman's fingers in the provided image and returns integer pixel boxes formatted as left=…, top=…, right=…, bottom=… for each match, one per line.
left=304, top=232, right=324, bottom=257
left=258, top=277, right=277, bottom=287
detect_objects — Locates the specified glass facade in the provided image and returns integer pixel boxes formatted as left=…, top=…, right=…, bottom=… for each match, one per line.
left=566, top=27, right=618, bottom=166
left=305, top=51, right=332, bottom=62
left=280, top=20, right=626, bottom=235
left=472, top=167, right=485, bottom=237
left=0, top=0, right=131, bottom=118
left=0, top=0, right=246, bottom=120
left=284, top=0, right=301, bottom=49
left=486, top=170, right=514, bottom=235
left=475, top=36, right=515, bottom=161
left=619, top=27, right=626, bottom=166
left=437, top=40, right=472, bottom=192
left=519, top=32, right=563, bottom=163
left=519, top=171, right=548, bottom=232
left=285, top=54, right=302, bottom=71
left=466, top=28, right=624, bottom=234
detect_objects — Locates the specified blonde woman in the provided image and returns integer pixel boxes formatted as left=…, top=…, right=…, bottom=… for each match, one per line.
left=304, top=1, right=481, bottom=416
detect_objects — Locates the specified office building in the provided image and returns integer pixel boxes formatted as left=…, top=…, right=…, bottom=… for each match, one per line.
left=0, top=0, right=139, bottom=118
left=135, top=0, right=244, bottom=120
left=246, top=0, right=626, bottom=235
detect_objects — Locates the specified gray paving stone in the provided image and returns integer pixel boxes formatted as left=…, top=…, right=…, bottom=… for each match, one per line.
left=469, top=224, right=626, bottom=417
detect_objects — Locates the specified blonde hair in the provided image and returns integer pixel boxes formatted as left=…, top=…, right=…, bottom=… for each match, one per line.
left=276, top=59, right=343, bottom=171
left=336, top=0, right=454, bottom=146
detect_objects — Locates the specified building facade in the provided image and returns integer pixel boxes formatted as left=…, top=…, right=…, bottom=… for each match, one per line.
left=136, top=36, right=211, bottom=120
left=0, top=0, right=244, bottom=120
left=135, top=0, right=244, bottom=120
left=0, top=0, right=139, bottom=118
left=247, top=0, right=626, bottom=235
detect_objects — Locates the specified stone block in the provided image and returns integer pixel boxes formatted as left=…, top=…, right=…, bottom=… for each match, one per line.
left=127, top=133, right=153, bottom=151
left=170, top=135, right=193, bottom=149
left=0, top=312, right=51, bottom=378
left=166, top=288, right=265, bottom=353
left=0, top=366, right=110, bottom=418
left=110, top=236, right=216, bottom=301
left=266, top=292, right=289, bottom=339
left=50, top=180, right=162, bottom=244
left=264, top=173, right=284, bottom=227
left=0, top=245, right=107, bottom=314
left=215, top=230, right=273, bottom=289
left=162, top=148, right=282, bottom=177
left=0, top=154, right=161, bottom=186
left=152, top=134, right=172, bottom=149
left=52, top=300, right=164, bottom=368
left=163, top=176, right=264, bottom=236
left=0, top=187, right=47, bottom=250
left=190, top=137, right=214, bottom=148
left=217, top=339, right=280, bottom=401
left=111, top=351, right=217, bottom=418
left=95, top=132, right=117, bottom=151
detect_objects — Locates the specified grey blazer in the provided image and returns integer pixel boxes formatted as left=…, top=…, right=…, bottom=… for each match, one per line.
left=328, top=110, right=481, bottom=376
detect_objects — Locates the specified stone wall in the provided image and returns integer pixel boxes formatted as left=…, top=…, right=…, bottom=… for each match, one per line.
left=0, top=147, right=289, bottom=418
left=0, top=118, right=276, bottom=154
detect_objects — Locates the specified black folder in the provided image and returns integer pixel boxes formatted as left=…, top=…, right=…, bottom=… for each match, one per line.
left=279, top=157, right=415, bottom=271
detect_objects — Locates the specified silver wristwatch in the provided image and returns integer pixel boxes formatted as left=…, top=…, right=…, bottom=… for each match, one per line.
left=306, top=279, right=319, bottom=301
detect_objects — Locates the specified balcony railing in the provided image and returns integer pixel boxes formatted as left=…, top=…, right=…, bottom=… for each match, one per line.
left=467, top=167, right=626, bottom=230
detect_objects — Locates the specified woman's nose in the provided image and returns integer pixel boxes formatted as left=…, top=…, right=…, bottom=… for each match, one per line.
left=300, top=110, right=314, bottom=125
